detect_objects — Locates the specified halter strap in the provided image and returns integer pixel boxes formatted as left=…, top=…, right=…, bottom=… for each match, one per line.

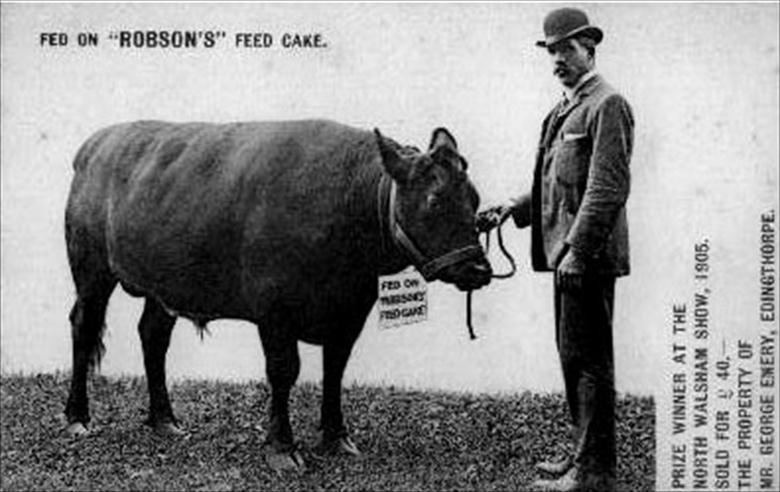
left=377, top=174, right=483, bottom=281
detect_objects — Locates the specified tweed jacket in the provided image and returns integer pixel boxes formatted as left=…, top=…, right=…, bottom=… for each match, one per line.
left=512, top=74, right=634, bottom=276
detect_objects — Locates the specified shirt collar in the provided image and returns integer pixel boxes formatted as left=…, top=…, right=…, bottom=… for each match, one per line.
left=563, top=70, right=597, bottom=101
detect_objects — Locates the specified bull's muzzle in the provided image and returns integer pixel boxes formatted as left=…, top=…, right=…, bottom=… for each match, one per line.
left=448, top=255, right=493, bottom=292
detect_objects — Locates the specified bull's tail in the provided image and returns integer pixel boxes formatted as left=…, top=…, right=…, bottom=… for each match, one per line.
left=69, top=296, right=111, bottom=371
left=64, top=278, right=115, bottom=424
left=65, top=126, right=124, bottom=424
left=65, top=203, right=117, bottom=372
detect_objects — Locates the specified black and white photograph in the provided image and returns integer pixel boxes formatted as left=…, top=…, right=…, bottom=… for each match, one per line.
left=1, top=3, right=778, bottom=491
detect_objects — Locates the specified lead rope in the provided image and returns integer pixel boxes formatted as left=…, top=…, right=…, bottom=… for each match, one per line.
left=467, top=222, right=517, bottom=340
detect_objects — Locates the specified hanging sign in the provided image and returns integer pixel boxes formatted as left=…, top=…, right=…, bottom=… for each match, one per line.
left=377, top=269, right=428, bottom=329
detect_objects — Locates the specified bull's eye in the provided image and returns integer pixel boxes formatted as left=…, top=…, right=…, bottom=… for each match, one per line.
left=426, top=194, right=439, bottom=211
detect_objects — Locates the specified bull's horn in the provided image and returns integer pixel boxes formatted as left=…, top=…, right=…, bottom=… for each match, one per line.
left=374, top=128, right=410, bottom=183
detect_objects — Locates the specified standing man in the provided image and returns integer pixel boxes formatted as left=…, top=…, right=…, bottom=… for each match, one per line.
left=477, top=8, right=633, bottom=492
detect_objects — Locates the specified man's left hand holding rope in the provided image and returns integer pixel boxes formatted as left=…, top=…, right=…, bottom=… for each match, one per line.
left=476, top=204, right=513, bottom=233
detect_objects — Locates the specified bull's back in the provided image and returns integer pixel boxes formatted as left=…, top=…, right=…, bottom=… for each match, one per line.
left=67, top=119, right=376, bottom=321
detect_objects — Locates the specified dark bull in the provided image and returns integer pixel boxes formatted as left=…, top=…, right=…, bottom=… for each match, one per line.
left=63, top=119, right=491, bottom=470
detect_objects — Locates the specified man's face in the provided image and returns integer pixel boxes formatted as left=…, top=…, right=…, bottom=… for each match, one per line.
left=547, top=37, right=593, bottom=88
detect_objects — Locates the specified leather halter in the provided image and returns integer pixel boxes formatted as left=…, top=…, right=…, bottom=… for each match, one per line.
left=377, top=173, right=483, bottom=281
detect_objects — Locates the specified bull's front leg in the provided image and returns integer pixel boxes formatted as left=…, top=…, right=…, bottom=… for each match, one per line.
left=319, top=330, right=361, bottom=456
left=258, top=325, right=304, bottom=472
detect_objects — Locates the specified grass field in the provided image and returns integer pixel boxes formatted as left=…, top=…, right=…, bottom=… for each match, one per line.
left=0, top=373, right=654, bottom=491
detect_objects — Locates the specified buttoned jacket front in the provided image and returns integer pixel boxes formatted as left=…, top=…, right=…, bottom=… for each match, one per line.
left=513, top=74, right=634, bottom=276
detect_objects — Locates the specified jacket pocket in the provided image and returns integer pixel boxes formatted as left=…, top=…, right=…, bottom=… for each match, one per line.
left=554, top=137, right=590, bottom=188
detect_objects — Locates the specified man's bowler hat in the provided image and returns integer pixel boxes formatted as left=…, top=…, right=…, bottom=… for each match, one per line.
left=536, top=8, right=603, bottom=48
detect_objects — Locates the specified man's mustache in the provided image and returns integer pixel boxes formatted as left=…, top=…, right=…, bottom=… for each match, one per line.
left=554, top=65, right=569, bottom=76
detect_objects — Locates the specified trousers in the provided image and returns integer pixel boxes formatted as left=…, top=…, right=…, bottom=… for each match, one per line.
left=554, top=273, right=617, bottom=476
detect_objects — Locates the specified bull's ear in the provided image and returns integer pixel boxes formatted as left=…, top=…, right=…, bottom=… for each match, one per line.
left=428, top=127, right=458, bottom=152
left=429, top=127, right=467, bottom=171
left=375, top=128, right=411, bottom=183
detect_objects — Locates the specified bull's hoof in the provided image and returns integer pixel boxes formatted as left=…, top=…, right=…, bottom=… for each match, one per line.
left=264, top=446, right=306, bottom=474
left=318, top=435, right=362, bottom=457
left=150, top=421, right=187, bottom=438
left=65, top=422, right=90, bottom=438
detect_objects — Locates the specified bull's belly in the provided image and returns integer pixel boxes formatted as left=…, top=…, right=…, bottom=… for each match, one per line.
left=106, top=184, right=250, bottom=318
left=109, top=240, right=248, bottom=321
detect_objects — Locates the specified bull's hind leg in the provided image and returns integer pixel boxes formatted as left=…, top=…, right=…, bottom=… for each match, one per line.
left=258, top=323, right=304, bottom=472
left=319, top=326, right=362, bottom=456
left=64, top=273, right=116, bottom=436
left=65, top=188, right=119, bottom=436
left=137, top=297, right=182, bottom=436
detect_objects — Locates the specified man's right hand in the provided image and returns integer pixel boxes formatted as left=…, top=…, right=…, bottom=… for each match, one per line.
left=476, top=205, right=512, bottom=232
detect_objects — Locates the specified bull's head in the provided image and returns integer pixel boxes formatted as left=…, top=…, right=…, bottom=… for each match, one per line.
left=375, top=127, right=492, bottom=291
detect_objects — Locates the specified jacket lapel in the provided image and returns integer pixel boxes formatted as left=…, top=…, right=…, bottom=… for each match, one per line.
left=542, top=100, right=568, bottom=148
left=543, top=75, right=603, bottom=148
